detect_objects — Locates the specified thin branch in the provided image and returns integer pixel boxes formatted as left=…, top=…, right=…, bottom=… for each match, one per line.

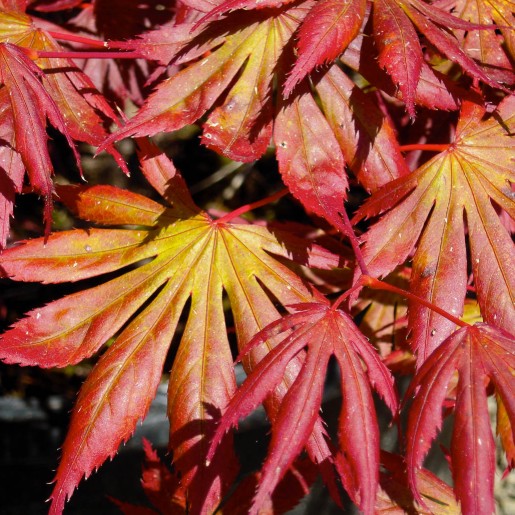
left=215, top=189, right=289, bottom=224
left=340, top=206, right=369, bottom=276
left=35, top=50, right=142, bottom=59
left=362, top=275, right=470, bottom=328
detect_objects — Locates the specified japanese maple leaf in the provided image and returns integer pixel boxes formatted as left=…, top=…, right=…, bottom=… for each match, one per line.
left=193, top=0, right=505, bottom=116
left=372, top=0, right=507, bottom=116
left=0, top=42, right=81, bottom=243
left=436, top=0, right=515, bottom=78
left=0, top=7, right=127, bottom=246
left=353, top=95, right=515, bottom=364
left=340, top=28, right=464, bottom=112
left=208, top=300, right=398, bottom=514
left=405, top=323, right=515, bottom=514
left=104, top=4, right=407, bottom=238
left=0, top=147, right=341, bottom=514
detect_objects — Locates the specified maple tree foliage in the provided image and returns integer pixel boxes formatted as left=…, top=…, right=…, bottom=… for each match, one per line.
left=0, top=0, right=513, bottom=514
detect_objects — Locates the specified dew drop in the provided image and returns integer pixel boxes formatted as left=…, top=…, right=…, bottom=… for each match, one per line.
left=85, top=245, right=92, bottom=253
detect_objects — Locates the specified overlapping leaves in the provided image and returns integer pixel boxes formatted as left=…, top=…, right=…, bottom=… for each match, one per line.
left=354, top=95, right=515, bottom=364
left=105, top=1, right=409, bottom=236
left=405, top=323, right=515, bottom=514
left=208, top=300, right=398, bottom=514
left=0, top=6, right=126, bottom=247
left=0, top=148, right=343, bottom=514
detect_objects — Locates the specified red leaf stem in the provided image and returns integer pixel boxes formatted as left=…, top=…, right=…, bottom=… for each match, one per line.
left=399, top=143, right=451, bottom=152
left=362, top=276, right=470, bottom=328
left=46, top=31, right=108, bottom=48
left=35, top=50, right=143, bottom=59
left=214, top=188, right=289, bottom=224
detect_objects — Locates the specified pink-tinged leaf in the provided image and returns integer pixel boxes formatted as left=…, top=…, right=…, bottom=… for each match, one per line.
left=196, top=0, right=299, bottom=25
left=409, top=0, right=498, bottom=31
left=340, top=31, right=462, bottom=111
left=0, top=42, right=81, bottom=235
left=251, top=336, right=330, bottom=514
left=209, top=303, right=397, bottom=514
left=104, top=5, right=307, bottom=162
left=373, top=0, right=422, bottom=117
left=207, top=307, right=326, bottom=459
left=314, top=64, right=409, bottom=192
left=114, top=21, right=214, bottom=66
left=405, top=323, right=515, bottom=514
left=0, top=88, right=24, bottom=246
left=404, top=3, right=507, bottom=92
left=49, top=280, right=183, bottom=515
left=284, top=0, right=366, bottom=96
left=274, top=83, right=348, bottom=235
left=354, top=97, right=515, bottom=362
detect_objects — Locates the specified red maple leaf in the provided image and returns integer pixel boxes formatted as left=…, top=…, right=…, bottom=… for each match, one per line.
left=405, top=323, right=515, bottom=514
left=208, top=300, right=398, bottom=514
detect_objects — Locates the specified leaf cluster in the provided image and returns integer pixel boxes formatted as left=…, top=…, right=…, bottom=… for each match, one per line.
left=0, top=0, right=513, bottom=513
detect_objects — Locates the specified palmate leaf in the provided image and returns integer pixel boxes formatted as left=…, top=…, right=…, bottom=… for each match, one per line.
left=354, top=95, right=515, bottom=364
left=0, top=149, right=343, bottom=514
left=405, top=323, right=515, bottom=514
left=372, top=0, right=506, bottom=116
left=436, top=0, right=515, bottom=78
left=104, top=3, right=407, bottom=235
left=208, top=301, right=398, bottom=514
